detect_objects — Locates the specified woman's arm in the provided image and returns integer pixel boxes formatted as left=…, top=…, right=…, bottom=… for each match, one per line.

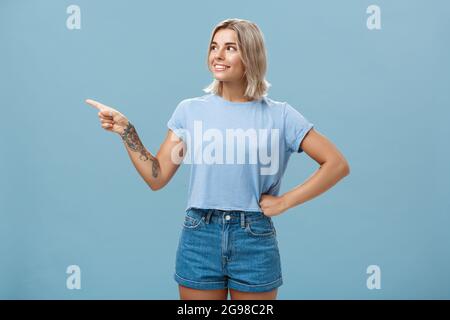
left=283, top=128, right=350, bottom=207
left=121, top=125, right=185, bottom=191
left=85, top=99, right=185, bottom=191
left=260, top=128, right=350, bottom=216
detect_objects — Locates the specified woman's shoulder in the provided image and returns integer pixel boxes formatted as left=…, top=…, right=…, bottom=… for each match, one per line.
left=176, top=93, right=214, bottom=107
left=264, top=96, right=309, bottom=116
left=262, top=95, right=286, bottom=108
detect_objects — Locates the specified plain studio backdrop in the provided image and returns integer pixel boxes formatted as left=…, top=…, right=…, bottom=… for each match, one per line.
left=0, top=0, right=449, bottom=299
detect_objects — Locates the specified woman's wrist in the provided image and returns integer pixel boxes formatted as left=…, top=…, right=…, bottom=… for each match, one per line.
left=119, top=120, right=132, bottom=138
left=280, top=193, right=293, bottom=211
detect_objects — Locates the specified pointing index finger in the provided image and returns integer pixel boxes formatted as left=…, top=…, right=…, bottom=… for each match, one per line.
left=85, top=99, right=105, bottom=111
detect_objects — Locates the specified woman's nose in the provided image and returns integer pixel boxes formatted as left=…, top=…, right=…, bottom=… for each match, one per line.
left=214, top=47, right=226, bottom=60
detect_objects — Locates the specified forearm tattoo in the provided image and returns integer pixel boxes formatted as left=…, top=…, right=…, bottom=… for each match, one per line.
left=121, top=122, right=160, bottom=178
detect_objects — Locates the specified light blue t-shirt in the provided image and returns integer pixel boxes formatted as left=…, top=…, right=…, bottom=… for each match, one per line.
left=167, top=93, right=314, bottom=213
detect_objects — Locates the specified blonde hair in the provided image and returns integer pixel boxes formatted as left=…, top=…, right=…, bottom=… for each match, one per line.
left=203, top=18, right=271, bottom=101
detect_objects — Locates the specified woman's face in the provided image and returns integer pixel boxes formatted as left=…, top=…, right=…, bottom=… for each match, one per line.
left=208, top=28, right=246, bottom=83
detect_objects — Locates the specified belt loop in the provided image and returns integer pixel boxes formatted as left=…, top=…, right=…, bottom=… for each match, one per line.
left=240, top=212, right=245, bottom=229
left=205, top=211, right=213, bottom=224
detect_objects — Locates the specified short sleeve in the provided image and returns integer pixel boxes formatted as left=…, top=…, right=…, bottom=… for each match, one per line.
left=167, top=100, right=188, bottom=141
left=284, top=102, right=314, bottom=153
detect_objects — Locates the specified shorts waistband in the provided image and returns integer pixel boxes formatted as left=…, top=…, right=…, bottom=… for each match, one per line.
left=186, top=207, right=270, bottom=227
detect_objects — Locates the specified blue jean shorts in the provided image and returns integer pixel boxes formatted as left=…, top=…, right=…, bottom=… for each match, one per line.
left=174, top=207, right=283, bottom=293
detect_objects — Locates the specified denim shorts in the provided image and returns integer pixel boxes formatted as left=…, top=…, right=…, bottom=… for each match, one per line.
left=174, top=207, right=283, bottom=293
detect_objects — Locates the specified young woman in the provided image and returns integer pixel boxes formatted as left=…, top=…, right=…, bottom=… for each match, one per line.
left=86, top=18, right=350, bottom=300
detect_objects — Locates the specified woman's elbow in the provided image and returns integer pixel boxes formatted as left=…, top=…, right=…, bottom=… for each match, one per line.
left=328, top=157, right=350, bottom=176
left=339, top=160, right=350, bottom=176
left=148, top=178, right=170, bottom=191
left=148, top=181, right=163, bottom=191
left=149, top=184, right=160, bottom=191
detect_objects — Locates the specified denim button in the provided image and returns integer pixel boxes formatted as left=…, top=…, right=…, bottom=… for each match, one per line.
left=225, top=215, right=231, bottom=221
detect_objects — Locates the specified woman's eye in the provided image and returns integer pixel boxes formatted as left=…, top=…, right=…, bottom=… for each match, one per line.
left=210, top=45, right=237, bottom=51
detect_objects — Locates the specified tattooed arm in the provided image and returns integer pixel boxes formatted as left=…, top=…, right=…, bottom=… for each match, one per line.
left=120, top=122, right=162, bottom=188
left=85, top=99, right=184, bottom=190
left=120, top=124, right=185, bottom=190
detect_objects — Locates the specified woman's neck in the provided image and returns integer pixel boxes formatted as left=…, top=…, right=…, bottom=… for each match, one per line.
left=220, top=81, right=251, bottom=102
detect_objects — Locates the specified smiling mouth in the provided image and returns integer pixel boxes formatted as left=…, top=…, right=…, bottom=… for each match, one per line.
left=213, top=64, right=230, bottom=71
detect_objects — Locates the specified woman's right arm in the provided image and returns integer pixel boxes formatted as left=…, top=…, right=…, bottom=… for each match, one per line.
left=85, top=99, right=185, bottom=191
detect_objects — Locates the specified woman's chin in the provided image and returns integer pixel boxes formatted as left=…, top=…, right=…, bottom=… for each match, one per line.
left=213, top=75, right=229, bottom=81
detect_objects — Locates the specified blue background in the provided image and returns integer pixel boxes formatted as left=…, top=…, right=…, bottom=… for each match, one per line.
left=1, top=0, right=449, bottom=299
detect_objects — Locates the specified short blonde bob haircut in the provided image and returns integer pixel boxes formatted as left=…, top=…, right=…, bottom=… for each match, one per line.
left=203, top=18, right=271, bottom=101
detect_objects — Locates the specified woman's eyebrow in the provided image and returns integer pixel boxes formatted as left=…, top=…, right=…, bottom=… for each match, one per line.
left=211, top=41, right=237, bottom=45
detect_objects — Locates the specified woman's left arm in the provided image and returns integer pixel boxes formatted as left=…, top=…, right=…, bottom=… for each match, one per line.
left=260, top=128, right=350, bottom=217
